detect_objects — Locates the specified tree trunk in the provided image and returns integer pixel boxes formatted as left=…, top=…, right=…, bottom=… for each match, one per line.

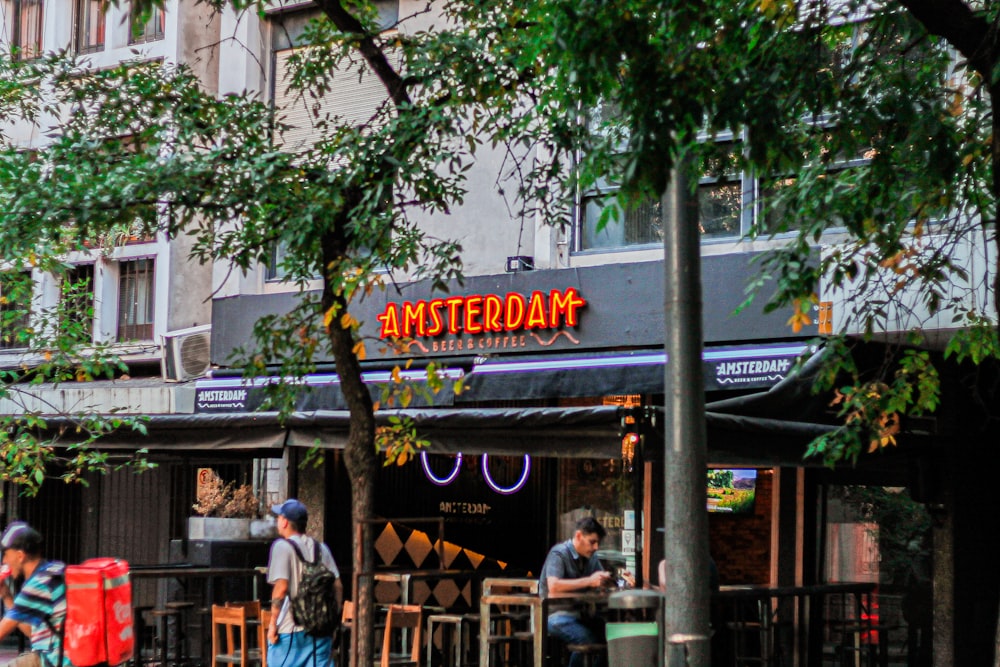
left=321, top=230, right=377, bottom=667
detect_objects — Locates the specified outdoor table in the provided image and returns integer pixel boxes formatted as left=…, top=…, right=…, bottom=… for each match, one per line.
left=130, top=565, right=268, bottom=666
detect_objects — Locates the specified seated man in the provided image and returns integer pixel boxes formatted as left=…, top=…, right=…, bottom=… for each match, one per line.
left=539, top=517, right=612, bottom=667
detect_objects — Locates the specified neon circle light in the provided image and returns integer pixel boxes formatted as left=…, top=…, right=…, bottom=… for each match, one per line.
left=421, top=451, right=463, bottom=486
left=481, top=453, right=531, bottom=495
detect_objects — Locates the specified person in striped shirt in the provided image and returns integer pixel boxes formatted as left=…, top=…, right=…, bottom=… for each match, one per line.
left=0, top=522, right=68, bottom=667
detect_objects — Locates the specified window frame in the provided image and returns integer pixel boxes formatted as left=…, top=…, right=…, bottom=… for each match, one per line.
left=6, top=0, right=44, bottom=60
left=116, top=257, right=155, bottom=342
left=61, top=263, right=96, bottom=345
left=74, top=0, right=105, bottom=54
left=0, top=270, right=33, bottom=351
left=127, top=1, right=164, bottom=45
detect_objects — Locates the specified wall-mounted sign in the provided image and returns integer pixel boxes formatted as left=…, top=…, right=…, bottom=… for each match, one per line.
left=195, top=387, right=249, bottom=412
left=376, top=288, right=586, bottom=352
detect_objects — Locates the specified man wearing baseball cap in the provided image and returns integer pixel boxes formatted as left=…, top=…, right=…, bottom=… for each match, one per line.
left=266, top=499, right=342, bottom=667
left=0, top=522, right=70, bottom=667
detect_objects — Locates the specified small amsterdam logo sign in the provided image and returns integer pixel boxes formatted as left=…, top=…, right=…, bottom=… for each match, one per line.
left=195, top=387, right=248, bottom=412
left=376, top=287, right=587, bottom=353
left=710, top=356, right=795, bottom=388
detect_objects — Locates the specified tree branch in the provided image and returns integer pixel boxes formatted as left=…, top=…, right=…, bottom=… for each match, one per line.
left=313, top=0, right=411, bottom=108
left=895, top=0, right=996, bottom=78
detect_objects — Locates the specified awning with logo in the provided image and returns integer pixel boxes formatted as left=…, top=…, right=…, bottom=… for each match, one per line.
left=192, top=342, right=812, bottom=413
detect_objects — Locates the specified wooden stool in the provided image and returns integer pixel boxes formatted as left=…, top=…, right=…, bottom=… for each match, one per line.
left=460, top=614, right=480, bottom=667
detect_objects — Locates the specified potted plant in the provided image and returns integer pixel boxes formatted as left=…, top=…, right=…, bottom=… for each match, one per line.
left=189, top=472, right=269, bottom=540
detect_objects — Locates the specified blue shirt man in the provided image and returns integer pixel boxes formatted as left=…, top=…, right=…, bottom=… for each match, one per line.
left=0, top=522, right=70, bottom=667
left=539, top=517, right=611, bottom=667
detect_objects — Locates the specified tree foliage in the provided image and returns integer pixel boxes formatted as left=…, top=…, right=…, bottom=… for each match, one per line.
left=3, top=0, right=1000, bottom=661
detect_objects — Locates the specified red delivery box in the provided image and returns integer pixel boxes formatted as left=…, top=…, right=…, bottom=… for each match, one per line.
left=64, top=558, right=134, bottom=667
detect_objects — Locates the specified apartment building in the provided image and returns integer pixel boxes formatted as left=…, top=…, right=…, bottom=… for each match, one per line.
left=4, top=0, right=999, bottom=662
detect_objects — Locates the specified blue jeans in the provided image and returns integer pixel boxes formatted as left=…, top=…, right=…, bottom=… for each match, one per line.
left=547, top=613, right=605, bottom=667
left=267, top=631, right=333, bottom=667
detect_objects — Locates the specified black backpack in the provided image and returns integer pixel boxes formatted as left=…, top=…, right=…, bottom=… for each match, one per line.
left=284, top=538, right=340, bottom=636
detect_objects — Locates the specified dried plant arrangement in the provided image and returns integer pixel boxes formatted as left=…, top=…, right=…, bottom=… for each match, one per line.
left=192, top=470, right=261, bottom=518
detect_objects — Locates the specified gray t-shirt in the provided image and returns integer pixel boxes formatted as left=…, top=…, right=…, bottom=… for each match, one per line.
left=538, top=539, right=605, bottom=600
left=267, top=534, right=340, bottom=634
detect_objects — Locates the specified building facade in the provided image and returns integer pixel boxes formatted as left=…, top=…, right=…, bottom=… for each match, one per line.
left=3, top=1, right=1000, bottom=664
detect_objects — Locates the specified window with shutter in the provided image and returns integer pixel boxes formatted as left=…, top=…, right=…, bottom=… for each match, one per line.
left=272, top=45, right=403, bottom=153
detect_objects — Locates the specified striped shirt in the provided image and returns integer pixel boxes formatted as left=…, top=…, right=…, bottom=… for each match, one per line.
left=4, top=560, right=70, bottom=667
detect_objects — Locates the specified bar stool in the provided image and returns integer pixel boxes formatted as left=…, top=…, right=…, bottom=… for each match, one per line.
left=151, top=600, right=195, bottom=667
left=564, top=642, right=606, bottom=667
left=427, top=614, right=464, bottom=667
left=132, top=606, right=156, bottom=667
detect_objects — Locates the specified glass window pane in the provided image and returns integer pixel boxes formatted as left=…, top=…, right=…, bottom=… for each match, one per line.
left=760, top=177, right=798, bottom=234
left=0, top=271, right=32, bottom=350
left=76, top=0, right=105, bottom=53
left=8, top=0, right=44, bottom=60
left=62, top=264, right=95, bottom=344
left=128, top=2, right=164, bottom=44
left=581, top=195, right=662, bottom=250
left=698, top=182, right=742, bottom=238
left=117, top=258, right=155, bottom=341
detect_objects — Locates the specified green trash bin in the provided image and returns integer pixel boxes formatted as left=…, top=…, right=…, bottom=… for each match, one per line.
left=606, top=621, right=659, bottom=667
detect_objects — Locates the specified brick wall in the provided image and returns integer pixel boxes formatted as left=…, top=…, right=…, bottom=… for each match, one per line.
left=709, top=469, right=773, bottom=585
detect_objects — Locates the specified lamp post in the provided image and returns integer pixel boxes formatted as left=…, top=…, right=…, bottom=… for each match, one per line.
left=662, top=159, right=711, bottom=666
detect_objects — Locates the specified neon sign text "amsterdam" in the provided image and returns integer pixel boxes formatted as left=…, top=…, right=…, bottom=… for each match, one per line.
left=376, top=288, right=586, bottom=339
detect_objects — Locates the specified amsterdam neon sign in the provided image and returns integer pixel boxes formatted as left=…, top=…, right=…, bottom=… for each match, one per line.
left=376, top=288, right=586, bottom=339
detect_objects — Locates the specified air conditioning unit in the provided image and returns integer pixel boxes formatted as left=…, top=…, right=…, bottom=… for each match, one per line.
left=162, top=325, right=212, bottom=382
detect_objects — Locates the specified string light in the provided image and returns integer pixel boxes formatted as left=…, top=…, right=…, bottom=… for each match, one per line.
left=481, top=453, right=531, bottom=495
left=420, top=451, right=463, bottom=486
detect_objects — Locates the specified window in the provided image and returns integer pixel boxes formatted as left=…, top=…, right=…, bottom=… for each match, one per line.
left=117, top=258, right=154, bottom=341
left=266, top=241, right=292, bottom=282
left=579, top=192, right=663, bottom=250
left=61, top=264, right=95, bottom=344
left=5, top=0, right=43, bottom=60
left=128, top=1, right=163, bottom=44
left=75, top=0, right=104, bottom=53
left=577, top=140, right=747, bottom=251
left=0, top=271, right=32, bottom=350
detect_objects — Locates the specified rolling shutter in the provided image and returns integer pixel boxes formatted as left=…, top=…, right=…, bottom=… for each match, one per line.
left=273, top=46, right=402, bottom=152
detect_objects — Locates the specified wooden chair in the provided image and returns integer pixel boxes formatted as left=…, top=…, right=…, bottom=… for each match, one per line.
left=227, top=601, right=264, bottom=667
left=211, top=604, right=260, bottom=667
left=258, top=609, right=271, bottom=667
left=377, top=604, right=423, bottom=667
left=226, top=601, right=262, bottom=620
left=339, top=601, right=355, bottom=667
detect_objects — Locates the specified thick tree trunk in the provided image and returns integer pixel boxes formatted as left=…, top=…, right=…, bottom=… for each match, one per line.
left=321, top=230, right=377, bottom=667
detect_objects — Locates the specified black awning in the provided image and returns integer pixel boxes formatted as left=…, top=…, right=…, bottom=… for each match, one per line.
left=194, top=368, right=461, bottom=414
left=36, top=401, right=847, bottom=465
left=458, top=343, right=810, bottom=401
left=286, top=406, right=628, bottom=458
left=42, top=412, right=289, bottom=452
